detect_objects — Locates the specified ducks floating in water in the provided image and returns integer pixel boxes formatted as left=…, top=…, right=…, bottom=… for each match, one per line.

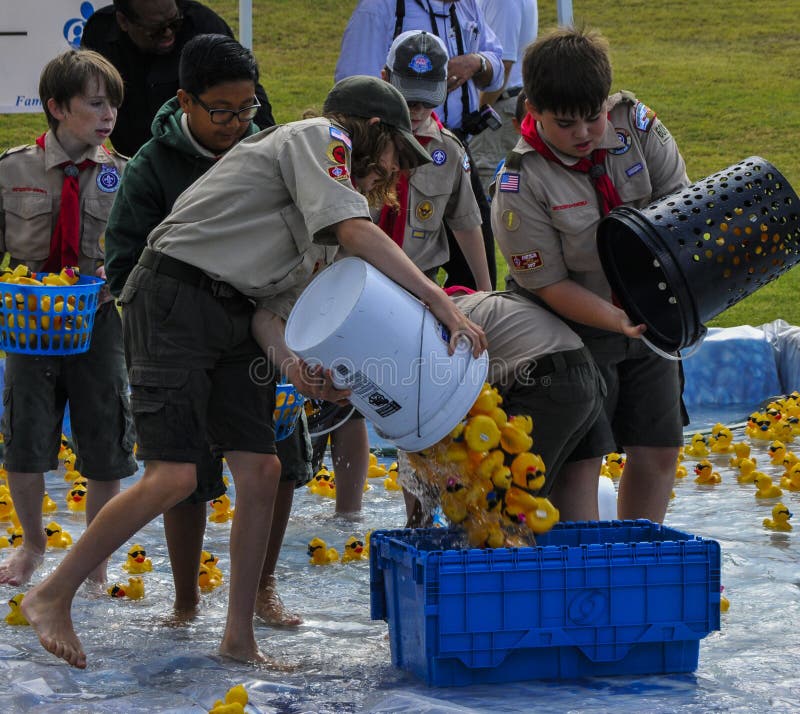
left=44, top=521, right=72, bottom=549
left=763, top=502, right=793, bottom=531
left=694, top=460, right=721, bottom=485
left=108, top=576, right=145, bottom=600
left=209, top=683, right=248, bottom=714
left=684, top=433, right=709, bottom=458
left=307, top=537, right=338, bottom=565
left=208, top=494, right=234, bottom=523
left=122, top=543, right=152, bottom=573
left=341, top=535, right=367, bottom=563
left=754, top=474, right=782, bottom=499
left=4, top=593, right=29, bottom=626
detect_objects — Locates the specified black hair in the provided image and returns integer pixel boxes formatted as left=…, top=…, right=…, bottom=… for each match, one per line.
left=178, top=33, right=260, bottom=96
left=514, top=90, right=527, bottom=124
left=113, top=0, right=181, bottom=20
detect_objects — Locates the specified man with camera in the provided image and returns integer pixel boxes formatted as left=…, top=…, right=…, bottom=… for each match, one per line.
left=335, top=0, right=504, bottom=289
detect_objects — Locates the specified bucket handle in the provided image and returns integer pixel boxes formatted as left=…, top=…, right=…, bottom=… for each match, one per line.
left=640, top=325, right=707, bottom=362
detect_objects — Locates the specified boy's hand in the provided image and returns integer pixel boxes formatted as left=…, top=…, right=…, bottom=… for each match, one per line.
left=427, top=291, right=488, bottom=357
left=94, top=265, right=113, bottom=308
left=287, top=359, right=351, bottom=405
left=620, top=314, right=647, bottom=339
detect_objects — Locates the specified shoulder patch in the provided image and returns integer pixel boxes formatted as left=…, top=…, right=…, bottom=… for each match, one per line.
left=327, top=164, right=350, bottom=181
left=634, top=101, right=657, bottom=132
left=326, top=141, right=348, bottom=164
left=462, top=153, right=471, bottom=172
left=329, top=126, right=352, bottom=150
left=608, top=128, right=631, bottom=156
left=510, top=250, right=542, bottom=270
left=653, top=120, right=671, bottom=145
left=431, top=148, right=447, bottom=166
left=498, top=172, right=520, bottom=192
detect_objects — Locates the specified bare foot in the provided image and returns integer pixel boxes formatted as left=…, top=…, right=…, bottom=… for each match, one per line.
left=255, top=585, right=302, bottom=627
left=217, top=644, right=298, bottom=672
left=20, top=584, right=86, bottom=669
left=160, top=605, right=200, bottom=628
left=0, top=546, right=45, bottom=586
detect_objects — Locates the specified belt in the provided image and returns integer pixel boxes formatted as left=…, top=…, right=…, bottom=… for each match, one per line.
left=498, top=86, right=523, bottom=102
left=522, top=347, right=592, bottom=380
left=139, top=248, right=242, bottom=299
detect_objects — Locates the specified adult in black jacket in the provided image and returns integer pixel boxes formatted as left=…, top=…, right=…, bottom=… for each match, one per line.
left=81, top=0, right=274, bottom=156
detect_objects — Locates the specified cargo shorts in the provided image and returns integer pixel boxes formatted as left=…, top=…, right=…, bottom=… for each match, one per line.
left=1, top=302, right=137, bottom=480
left=119, top=264, right=276, bottom=466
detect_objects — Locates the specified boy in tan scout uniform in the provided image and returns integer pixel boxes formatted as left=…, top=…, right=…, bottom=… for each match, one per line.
left=0, top=50, right=136, bottom=588
left=492, top=26, right=690, bottom=522
left=21, top=75, right=487, bottom=670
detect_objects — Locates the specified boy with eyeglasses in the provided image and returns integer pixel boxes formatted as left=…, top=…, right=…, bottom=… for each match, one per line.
left=82, top=0, right=274, bottom=156
left=104, top=33, right=309, bottom=628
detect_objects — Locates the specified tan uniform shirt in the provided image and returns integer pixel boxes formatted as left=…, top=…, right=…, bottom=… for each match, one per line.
left=453, top=291, right=583, bottom=388
left=149, top=118, right=371, bottom=319
left=492, top=92, right=690, bottom=302
left=398, top=118, right=481, bottom=273
left=0, top=130, right=125, bottom=276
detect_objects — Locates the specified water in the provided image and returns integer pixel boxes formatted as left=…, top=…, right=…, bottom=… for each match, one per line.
left=1, top=419, right=799, bottom=712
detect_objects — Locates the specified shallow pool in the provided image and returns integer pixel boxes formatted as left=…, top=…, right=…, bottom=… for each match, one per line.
left=1, top=419, right=798, bottom=713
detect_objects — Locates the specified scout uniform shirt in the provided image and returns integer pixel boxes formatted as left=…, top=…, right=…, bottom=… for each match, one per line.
left=453, top=291, right=583, bottom=390
left=148, top=118, right=369, bottom=319
left=492, top=91, right=689, bottom=303
left=389, top=117, right=481, bottom=274
left=0, top=130, right=125, bottom=277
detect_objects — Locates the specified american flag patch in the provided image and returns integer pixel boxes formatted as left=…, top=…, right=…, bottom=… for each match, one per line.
left=329, top=126, right=352, bottom=149
left=499, top=172, right=520, bottom=192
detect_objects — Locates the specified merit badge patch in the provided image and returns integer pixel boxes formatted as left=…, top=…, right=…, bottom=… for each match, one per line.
left=501, top=209, right=520, bottom=232
left=653, top=121, right=671, bottom=145
left=498, top=172, right=520, bottom=192
left=511, top=250, right=543, bottom=271
left=326, top=141, right=347, bottom=164
left=462, top=153, right=471, bottom=172
left=625, top=162, right=644, bottom=177
left=329, top=126, right=352, bottom=149
left=328, top=164, right=350, bottom=181
left=431, top=149, right=447, bottom=165
left=96, top=165, right=120, bottom=193
left=416, top=200, right=434, bottom=221
left=634, top=101, right=657, bottom=132
left=608, top=128, right=631, bottom=155
left=408, top=53, right=434, bottom=75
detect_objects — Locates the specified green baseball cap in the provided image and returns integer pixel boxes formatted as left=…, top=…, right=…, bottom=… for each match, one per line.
left=323, top=75, right=432, bottom=169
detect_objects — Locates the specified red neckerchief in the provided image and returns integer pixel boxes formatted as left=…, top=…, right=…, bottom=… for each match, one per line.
left=378, top=113, right=444, bottom=247
left=36, top=133, right=96, bottom=271
left=519, top=113, right=623, bottom=215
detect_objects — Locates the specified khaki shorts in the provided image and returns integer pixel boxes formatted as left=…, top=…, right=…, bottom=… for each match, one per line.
left=502, top=347, right=604, bottom=494
left=1, top=302, right=137, bottom=480
left=119, top=263, right=276, bottom=465
left=569, top=332, right=685, bottom=460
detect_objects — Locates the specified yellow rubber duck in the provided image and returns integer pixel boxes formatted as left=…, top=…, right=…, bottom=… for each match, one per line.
left=107, top=576, right=145, bottom=600
left=499, top=415, right=533, bottom=454
left=754, top=473, right=783, bottom=499
left=603, top=452, right=626, bottom=479
left=58, top=435, right=73, bottom=461
left=65, top=484, right=87, bottom=512
left=63, top=452, right=82, bottom=483
left=40, top=266, right=80, bottom=286
left=768, top=440, right=787, bottom=466
left=693, top=460, right=721, bottom=485
left=675, top=463, right=688, bottom=479
left=729, top=442, right=752, bottom=468
left=709, top=424, right=734, bottom=453
left=6, top=526, right=23, bottom=548
left=122, top=544, right=153, bottom=573
left=780, top=463, right=800, bottom=492
left=763, top=503, right=793, bottom=531
left=42, top=492, right=58, bottom=514
left=684, top=433, right=709, bottom=457
left=383, top=470, right=402, bottom=491
left=0, top=487, right=19, bottom=526
left=746, top=412, right=774, bottom=440
left=307, top=537, right=338, bottom=565
left=198, top=564, right=223, bottom=592
left=209, top=684, right=248, bottom=714
left=4, top=593, right=29, bottom=626
left=523, top=497, right=560, bottom=534
left=341, top=535, right=367, bottom=563
left=463, top=413, right=501, bottom=453
left=208, top=494, right=234, bottom=523
left=783, top=450, right=800, bottom=473
left=367, top=452, right=387, bottom=479
left=720, top=586, right=730, bottom=613
left=44, top=521, right=72, bottom=549
left=307, top=467, right=337, bottom=497
left=201, top=550, right=224, bottom=581
left=736, top=458, right=759, bottom=484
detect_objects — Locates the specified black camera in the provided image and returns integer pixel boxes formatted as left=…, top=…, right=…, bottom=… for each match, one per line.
left=461, top=104, right=502, bottom=136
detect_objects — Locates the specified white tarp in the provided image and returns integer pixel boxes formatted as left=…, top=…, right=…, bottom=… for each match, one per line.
left=0, top=0, right=96, bottom=114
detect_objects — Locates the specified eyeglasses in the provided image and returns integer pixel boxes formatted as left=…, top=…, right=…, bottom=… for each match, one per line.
left=407, top=100, right=438, bottom=110
left=190, top=93, right=261, bottom=124
left=127, top=12, right=183, bottom=39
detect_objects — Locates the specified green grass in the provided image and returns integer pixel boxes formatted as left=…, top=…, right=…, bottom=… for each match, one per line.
left=3, top=0, right=799, bottom=326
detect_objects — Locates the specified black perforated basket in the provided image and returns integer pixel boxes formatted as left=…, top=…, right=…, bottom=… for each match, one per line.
left=597, top=156, right=800, bottom=353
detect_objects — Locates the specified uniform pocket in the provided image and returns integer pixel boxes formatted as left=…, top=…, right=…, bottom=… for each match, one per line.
left=81, top=197, right=115, bottom=259
left=2, top=193, right=52, bottom=261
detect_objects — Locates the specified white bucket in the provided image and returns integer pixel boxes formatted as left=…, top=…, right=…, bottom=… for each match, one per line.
left=285, top=257, right=488, bottom=451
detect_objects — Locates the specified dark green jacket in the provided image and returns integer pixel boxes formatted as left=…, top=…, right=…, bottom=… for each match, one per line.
left=104, top=97, right=259, bottom=296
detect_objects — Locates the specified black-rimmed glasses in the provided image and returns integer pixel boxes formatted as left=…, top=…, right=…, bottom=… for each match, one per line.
left=128, top=13, right=183, bottom=39
left=190, top=93, right=261, bottom=124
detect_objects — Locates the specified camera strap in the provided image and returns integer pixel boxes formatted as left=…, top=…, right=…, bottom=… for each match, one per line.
left=394, top=0, right=472, bottom=129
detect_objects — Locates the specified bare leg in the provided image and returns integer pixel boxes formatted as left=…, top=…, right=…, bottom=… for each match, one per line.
left=20, top=461, right=197, bottom=668
left=332, top=419, right=369, bottom=516
left=218, top=451, right=280, bottom=663
left=85, top=478, right=121, bottom=584
left=547, top=457, right=602, bottom=522
left=163, top=500, right=207, bottom=615
left=617, top=445, right=678, bottom=522
left=255, top=480, right=301, bottom=626
left=0, top=471, right=46, bottom=586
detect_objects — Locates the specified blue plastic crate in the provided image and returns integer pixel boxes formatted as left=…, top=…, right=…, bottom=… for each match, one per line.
left=369, top=521, right=721, bottom=686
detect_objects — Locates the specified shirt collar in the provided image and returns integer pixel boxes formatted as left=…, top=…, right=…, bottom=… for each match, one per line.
left=42, top=130, right=111, bottom=169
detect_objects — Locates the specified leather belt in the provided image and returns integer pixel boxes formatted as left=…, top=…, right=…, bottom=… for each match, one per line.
left=139, top=248, right=242, bottom=299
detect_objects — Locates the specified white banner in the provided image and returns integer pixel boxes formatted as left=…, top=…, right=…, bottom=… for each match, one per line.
left=0, top=0, right=97, bottom=114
